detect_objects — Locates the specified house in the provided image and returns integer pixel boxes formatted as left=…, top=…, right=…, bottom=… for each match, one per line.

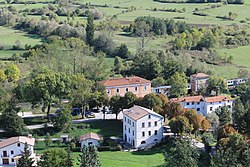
left=100, top=76, right=151, bottom=98
left=171, top=95, right=233, bottom=116
left=152, top=84, right=191, bottom=95
left=123, top=105, right=164, bottom=148
left=79, top=132, right=103, bottom=148
left=0, top=136, right=35, bottom=166
left=190, top=73, right=210, bottom=92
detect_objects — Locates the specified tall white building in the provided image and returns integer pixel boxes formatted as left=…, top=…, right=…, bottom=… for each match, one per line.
left=122, top=106, right=163, bottom=148
left=0, top=136, right=35, bottom=166
left=171, top=95, right=233, bottom=116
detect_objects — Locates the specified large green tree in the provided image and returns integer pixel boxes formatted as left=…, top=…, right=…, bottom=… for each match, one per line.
left=215, top=106, right=232, bottom=127
left=165, top=139, right=200, bottom=167
left=169, top=116, right=192, bottom=135
left=168, top=72, right=188, bottom=98
left=21, top=69, right=70, bottom=121
left=38, top=148, right=68, bottom=167
left=17, top=143, right=35, bottom=167
left=207, top=76, right=228, bottom=95
left=109, top=95, right=123, bottom=120
left=52, top=109, right=72, bottom=131
left=232, top=99, right=248, bottom=134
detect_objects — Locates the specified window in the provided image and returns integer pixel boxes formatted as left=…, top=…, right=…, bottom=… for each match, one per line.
left=142, top=132, right=145, bottom=137
left=144, top=86, right=147, bottom=91
left=107, top=89, right=110, bottom=94
left=197, top=102, right=200, bottom=105
left=116, top=88, right=119, bottom=93
left=124, top=117, right=126, bottom=122
left=154, top=130, right=157, bottom=135
left=148, top=131, right=151, bottom=136
left=142, top=122, right=145, bottom=128
left=228, top=105, right=231, bottom=108
left=154, top=121, right=157, bottom=126
left=141, top=141, right=146, bottom=144
left=197, top=108, right=200, bottom=111
left=219, top=101, right=221, bottom=103
left=125, top=125, right=126, bottom=131
left=133, top=131, right=134, bottom=136
left=210, top=107, right=213, bottom=111
left=148, top=115, right=151, bottom=119
left=11, top=150, right=14, bottom=154
left=210, top=102, right=212, bottom=104
left=126, top=88, right=129, bottom=92
left=17, top=143, right=20, bottom=147
left=135, top=86, right=138, bottom=91
left=88, top=142, right=93, bottom=145
left=187, top=102, right=190, bottom=105
left=192, top=102, right=194, bottom=105
left=148, top=122, right=151, bottom=127
left=12, top=158, right=14, bottom=162
left=129, top=128, right=130, bottom=133
left=132, top=122, right=134, bottom=127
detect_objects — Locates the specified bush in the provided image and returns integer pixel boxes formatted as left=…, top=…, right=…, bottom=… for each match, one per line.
left=98, top=146, right=111, bottom=151
left=70, top=142, right=76, bottom=151
left=110, top=144, right=122, bottom=151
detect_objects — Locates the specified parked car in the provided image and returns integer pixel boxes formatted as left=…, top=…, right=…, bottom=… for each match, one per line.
left=71, top=108, right=81, bottom=116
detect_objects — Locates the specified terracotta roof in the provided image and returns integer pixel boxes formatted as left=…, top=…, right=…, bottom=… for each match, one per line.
left=205, top=96, right=232, bottom=103
left=100, top=76, right=151, bottom=87
left=171, top=95, right=203, bottom=103
left=191, top=73, right=210, bottom=78
left=0, top=136, right=35, bottom=148
left=79, top=132, right=102, bottom=141
left=123, top=105, right=163, bottom=121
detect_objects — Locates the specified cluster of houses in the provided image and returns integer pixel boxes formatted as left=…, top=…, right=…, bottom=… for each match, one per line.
left=0, top=73, right=242, bottom=166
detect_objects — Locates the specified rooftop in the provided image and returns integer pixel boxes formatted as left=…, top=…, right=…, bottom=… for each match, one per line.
left=0, top=136, right=35, bottom=149
left=100, top=76, right=151, bottom=87
left=205, top=95, right=232, bottom=103
left=123, top=105, right=163, bottom=121
left=171, top=95, right=232, bottom=103
left=191, top=73, right=210, bottom=78
left=79, top=132, right=103, bottom=141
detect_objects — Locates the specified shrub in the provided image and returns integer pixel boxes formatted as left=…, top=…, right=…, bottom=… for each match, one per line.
left=0, top=44, right=4, bottom=50
left=110, top=144, right=122, bottom=151
left=98, top=146, right=111, bottom=151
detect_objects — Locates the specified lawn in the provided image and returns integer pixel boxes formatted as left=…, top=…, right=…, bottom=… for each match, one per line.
left=33, top=119, right=123, bottom=138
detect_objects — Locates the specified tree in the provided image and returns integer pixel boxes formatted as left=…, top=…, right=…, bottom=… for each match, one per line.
left=70, top=74, right=93, bottom=119
left=109, top=95, right=123, bottom=120
left=0, top=107, right=26, bottom=137
left=93, top=33, right=116, bottom=55
left=21, top=69, right=70, bottom=121
left=238, top=69, right=250, bottom=78
left=114, top=43, right=130, bottom=59
left=169, top=72, right=188, bottom=98
left=205, top=112, right=219, bottom=132
left=134, top=21, right=151, bottom=49
left=0, top=69, right=7, bottom=82
left=52, top=109, right=72, bottom=131
left=232, top=99, right=248, bottom=134
left=169, top=116, right=192, bottom=135
left=38, top=148, right=68, bottom=167
left=151, top=77, right=166, bottom=87
left=122, top=92, right=137, bottom=109
left=164, top=139, right=200, bottom=167
left=80, top=145, right=101, bottom=167
left=129, top=51, right=162, bottom=80
left=201, top=132, right=214, bottom=153
left=17, top=143, right=35, bottom=167
left=44, top=133, right=52, bottom=147
left=86, top=14, right=94, bottom=45
left=165, top=102, right=185, bottom=120
left=184, top=109, right=203, bottom=133
left=114, top=56, right=125, bottom=74
left=215, top=106, right=232, bottom=127
left=139, top=93, right=163, bottom=113
left=4, top=64, right=20, bottom=82
left=207, top=76, right=228, bottom=95
left=201, top=119, right=211, bottom=131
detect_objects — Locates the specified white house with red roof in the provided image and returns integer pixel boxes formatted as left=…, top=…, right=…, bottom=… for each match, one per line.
left=123, top=106, right=163, bottom=148
left=0, top=136, right=35, bottom=166
left=171, top=95, right=233, bottom=116
left=100, top=76, right=151, bottom=98
left=79, top=132, right=103, bottom=148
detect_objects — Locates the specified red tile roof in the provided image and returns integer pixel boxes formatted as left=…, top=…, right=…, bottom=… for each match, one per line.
left=171, top=95, right=203, bottom=103
left=79, top=132, right=102, bottom=141
left=191, top=73, right=210, bottom=78
left=0, top=136, right=35, bottom=148
left=205, top=96, right=232, bottom=103
left=171, top=95, right=233, bottom=103
left=100, top=76, right=151, bottom=87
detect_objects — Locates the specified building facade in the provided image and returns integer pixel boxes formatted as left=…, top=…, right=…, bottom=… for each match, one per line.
left=0, top=136, right=35, bottom=166
left=190, top=73, right=210, bottom=92
left=171, top=95, right=233, bottom=116
left=100, top=76, right=151, bottom=98
left=123, top=106, right=163, bottom=148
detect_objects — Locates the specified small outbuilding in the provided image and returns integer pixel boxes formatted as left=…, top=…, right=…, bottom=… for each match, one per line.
left=79, top=132, right=103, bottom=148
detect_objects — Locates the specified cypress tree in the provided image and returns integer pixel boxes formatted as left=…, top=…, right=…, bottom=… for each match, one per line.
left=17, top=143, right=35, bottom=167
left=86, top=14, right=95, bottom=45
